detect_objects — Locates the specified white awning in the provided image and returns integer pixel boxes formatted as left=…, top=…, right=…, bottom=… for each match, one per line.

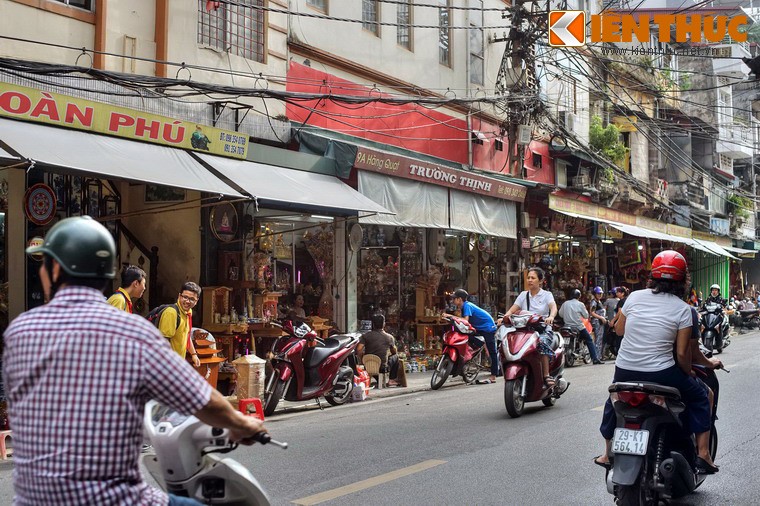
left=0, top=144, right=18, bottom=159
left=723, top=245, right=756, bottom=257
left=552, top=208, right=737, bottom=259
left=0, top=118, right=244, bottom=197
left=449, top=189, right=517, bottom=238
left=357, top=171, right=448, bottom=228
left=196, top=153, right=391, bottom=215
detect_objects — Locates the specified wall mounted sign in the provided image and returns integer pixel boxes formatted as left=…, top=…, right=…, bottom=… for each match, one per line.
left=0, top=83, right=248, bottom=159
left=354, top=146, right=527, bottom=203
left=210, top=202, right=238, bottom=243
left=27, top=236, right=44, bottom=260
left=24, top=183, right=57, bottom=225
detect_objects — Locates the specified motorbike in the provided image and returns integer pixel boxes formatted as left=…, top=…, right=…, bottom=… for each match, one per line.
left=263, top=320, right=359, bottom=416
left=701, top=303, right=729, bottom=354
left=558, top=325, right=591, bottom=368
left=604, top=366, right=722, bottom=506
left=498, top=311, right=569, bottom=418
left=430, top=315, right=487, bottom=390
left=737, top=308, right=760, bottom=333
left=142, top=400, right=288, bottom=505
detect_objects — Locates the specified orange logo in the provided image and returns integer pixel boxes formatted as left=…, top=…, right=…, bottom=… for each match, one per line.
left=549, top=11, right=586, bottom=47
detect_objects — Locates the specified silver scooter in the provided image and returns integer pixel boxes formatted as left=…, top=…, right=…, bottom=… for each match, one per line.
left=142, top=400, right=287, bottom=505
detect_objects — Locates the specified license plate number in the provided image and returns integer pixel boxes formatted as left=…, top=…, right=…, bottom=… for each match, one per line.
left=612, top=428, right=649, bottom=455
left=563, top=337, right=571, bottom=345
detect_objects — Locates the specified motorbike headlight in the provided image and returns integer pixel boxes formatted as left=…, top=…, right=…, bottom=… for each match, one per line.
left=511, top=314, right=530, bottom=329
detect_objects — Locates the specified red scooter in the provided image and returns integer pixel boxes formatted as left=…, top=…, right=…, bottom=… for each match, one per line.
left=430, top=315, right=486, bottom=390
left=263, top=320, right=359, bottom=416
left=498, top=311, right=569, bottom=417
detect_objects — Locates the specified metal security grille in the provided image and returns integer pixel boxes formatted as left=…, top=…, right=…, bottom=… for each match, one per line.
left=198, top=0, right=265, bottom=63
left=689, top=252, right=730, bottom=300
left=53, top=0, right=93, bottom=9
left=363, top=0, right=379, bottom=35
left=397, top=0, right=412, bottom=49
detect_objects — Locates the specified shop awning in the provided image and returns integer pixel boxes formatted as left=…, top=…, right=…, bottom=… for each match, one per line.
left=449, top=189, right=517, bottom=238
left=357, top=171, right=448, bottom=228
left=0, top=118, right=245, bottom=197
left=723, top=245, right=756, bottom=257
left=196, top=153, right=392, bottom=215
left=0, top=144, right=18, bottom=160
left=692, top=239, right=739, bottom=260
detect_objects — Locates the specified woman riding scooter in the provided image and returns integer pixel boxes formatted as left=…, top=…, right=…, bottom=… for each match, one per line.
left=594, top=251, right=720, bottom=474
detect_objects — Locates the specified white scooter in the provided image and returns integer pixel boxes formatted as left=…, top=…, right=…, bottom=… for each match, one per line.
left=142, top=400, right=287, bottom=505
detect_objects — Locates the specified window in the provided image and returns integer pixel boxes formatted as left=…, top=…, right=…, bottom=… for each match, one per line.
left=306, top=0, right=326, bottom=11
left=397, top=0, right=412, bottom=50
left=362, top=0, right=379, bottom=36
left=532, top=152, right=542, bottom=169
left=198, top=0, right=266, bottom=63
left=469, top=1, right=484, bottom=84
left=439, top=0, right=451, bottom=66
left=53, top=0, right=93, bottom=9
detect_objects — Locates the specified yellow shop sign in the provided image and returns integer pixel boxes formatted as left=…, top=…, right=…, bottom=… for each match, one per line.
left=0, top=83, right=248, bottom=159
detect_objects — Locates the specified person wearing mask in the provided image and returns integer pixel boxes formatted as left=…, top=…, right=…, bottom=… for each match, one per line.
left=594, top=251, right=719, bottom=474
left=502, top=267, right=558, bottom=387
left=701, top=284, right=727, bottom=309
left=5, top=217, right=266, bottom=505
left=106, top=264, right=147, bottom=313
left=445, top=289, right=499, bottom=383
left=589, top=287, right=607, bottom=358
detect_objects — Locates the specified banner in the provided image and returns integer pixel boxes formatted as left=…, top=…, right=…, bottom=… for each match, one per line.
left=0, top=83, right=248, bottom=159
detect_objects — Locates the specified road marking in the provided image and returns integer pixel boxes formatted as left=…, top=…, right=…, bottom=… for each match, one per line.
left=592, top=405, right=605, bottom=411
left=291, top=459, right=447, bottom=505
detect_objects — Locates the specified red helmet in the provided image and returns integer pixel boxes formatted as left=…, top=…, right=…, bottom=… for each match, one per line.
left=651, top=250, right=687, bottom=281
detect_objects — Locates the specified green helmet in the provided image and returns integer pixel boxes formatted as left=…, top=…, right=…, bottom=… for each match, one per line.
left=26, top=216, right=116, bottom=279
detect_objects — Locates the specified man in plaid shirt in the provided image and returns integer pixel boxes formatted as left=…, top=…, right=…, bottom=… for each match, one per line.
left=4, top=217, right=266, bottom=505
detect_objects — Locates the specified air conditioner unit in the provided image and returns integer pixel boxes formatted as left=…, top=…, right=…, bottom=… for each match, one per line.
left=520, top=211, right=531, bottom=229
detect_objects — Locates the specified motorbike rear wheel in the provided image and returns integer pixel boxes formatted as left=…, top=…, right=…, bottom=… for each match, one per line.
left=461, top=358, right=479, bottom=384
left=431, top=356, right=453, bottom=390
left=325, top=365, right=354, bottom=406
left=581, top=343, right=592, bottom=364
left=263, top=374, right=286, bottom=416
left=565, top=342, right=577, bottom=368
left=504, top=379, right=524, bottom=418
left=617, top=476, right=657, bottom=506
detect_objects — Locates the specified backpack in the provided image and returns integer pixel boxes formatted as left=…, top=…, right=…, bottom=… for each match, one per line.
left=146, top=303, right=181, bottom=329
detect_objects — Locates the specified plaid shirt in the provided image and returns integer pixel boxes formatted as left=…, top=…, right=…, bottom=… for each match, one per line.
left=3, top=286, right=213, bottom=505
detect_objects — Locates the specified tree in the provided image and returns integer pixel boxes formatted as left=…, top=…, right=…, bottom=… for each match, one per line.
left=589, top=115, right=628, bottom=164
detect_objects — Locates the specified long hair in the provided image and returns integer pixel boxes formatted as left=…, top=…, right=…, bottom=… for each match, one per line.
left=646, top=277, right=687, bottom=298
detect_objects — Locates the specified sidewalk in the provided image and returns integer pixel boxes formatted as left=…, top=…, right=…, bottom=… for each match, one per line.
left=271, top=370, right=474, bottom=417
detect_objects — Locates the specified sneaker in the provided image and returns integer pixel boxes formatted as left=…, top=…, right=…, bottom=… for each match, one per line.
left=593, top=360, right=605, bottom=365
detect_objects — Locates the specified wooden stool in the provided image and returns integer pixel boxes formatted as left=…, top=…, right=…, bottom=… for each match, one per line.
left=396, top=360, right=408, bottom=387
left=0, top=430, right=12, bottom=460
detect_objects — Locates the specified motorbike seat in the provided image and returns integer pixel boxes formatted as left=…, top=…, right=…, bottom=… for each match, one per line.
left=559, top=326, right=577, bottom=336
left=323, top=335, right=354, bottom=350
left=304, top=346, right=335, bottom=369
left=609, top=382, right=682, bottom=400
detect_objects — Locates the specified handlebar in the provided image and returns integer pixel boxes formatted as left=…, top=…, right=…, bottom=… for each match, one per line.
left=240, top=431, right=289, bottom=449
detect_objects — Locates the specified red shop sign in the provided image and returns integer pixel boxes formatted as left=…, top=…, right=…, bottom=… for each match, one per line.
left=354, top=147, right=526, bottom=203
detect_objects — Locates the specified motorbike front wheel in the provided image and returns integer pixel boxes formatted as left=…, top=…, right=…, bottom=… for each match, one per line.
left=431, top=356, right=453, bottom=390
left=504, top=379, right=525, bottom=418
left=263, top=374, right=286, bottom=416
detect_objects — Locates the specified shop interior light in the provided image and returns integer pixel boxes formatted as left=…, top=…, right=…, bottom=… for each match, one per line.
left=637, top=244, right=644, bottom=251
left=571, top=241, right=580, bottom=247
left=310, top=215, right=334, bottom=221
left=602, top=239, right=614, bottom=244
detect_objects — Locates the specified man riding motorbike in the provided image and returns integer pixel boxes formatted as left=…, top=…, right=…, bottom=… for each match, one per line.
left=594, top=250, right=720, bottom=474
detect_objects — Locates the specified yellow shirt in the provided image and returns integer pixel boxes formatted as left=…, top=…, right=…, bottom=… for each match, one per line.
left=106, top=288, right=132, bottom=312
left=158, top=298, right=191, bottom=358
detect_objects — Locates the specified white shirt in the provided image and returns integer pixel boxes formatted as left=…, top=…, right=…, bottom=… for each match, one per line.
left=615, top=288, right=693, bottom=372
left=514, top=289, right=555, bottom=317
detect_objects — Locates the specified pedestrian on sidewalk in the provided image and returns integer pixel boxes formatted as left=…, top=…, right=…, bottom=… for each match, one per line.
left=157, top=282, right=202, bottom=368
left=589, top=287, right=607, bottom=358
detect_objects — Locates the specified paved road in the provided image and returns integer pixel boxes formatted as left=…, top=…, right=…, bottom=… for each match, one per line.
left=0, top=331, right=756, bottom=505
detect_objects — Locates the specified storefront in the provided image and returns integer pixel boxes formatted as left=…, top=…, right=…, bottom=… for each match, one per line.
left=547, top=193, right=741, bottom=299
left=351, top=146, right=527, bottom=365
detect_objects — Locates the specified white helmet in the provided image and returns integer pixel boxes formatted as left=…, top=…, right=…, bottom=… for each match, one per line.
left=710, top=284, right=720, bottom=292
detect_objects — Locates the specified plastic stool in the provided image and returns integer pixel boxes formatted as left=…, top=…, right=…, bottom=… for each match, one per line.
left=238, top=398, right=265, bottom=421
left=0, top=430, right=11, bottom=460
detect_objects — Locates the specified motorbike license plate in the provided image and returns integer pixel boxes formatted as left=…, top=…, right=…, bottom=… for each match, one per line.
left=563, top=337, right=571, bottom=346
left=612, top=428, right=649, bottom=456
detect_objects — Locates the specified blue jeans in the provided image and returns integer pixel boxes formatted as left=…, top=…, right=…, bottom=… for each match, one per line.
left=168, top=494, right=204, bottom=506
left=578, top=328, right=601, bottom=363
left=599, top=365, right=711, bottom=440
left=475, top=329, right=499, bottom=376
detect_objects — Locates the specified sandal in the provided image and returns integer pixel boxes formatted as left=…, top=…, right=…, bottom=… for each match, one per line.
left=593, top=455, right=613, bottom=470
left=544, top=376, right=556, bottom=388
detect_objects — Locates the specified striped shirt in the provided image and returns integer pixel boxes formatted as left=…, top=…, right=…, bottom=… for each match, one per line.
left=3, top=286, right=213, bottom=505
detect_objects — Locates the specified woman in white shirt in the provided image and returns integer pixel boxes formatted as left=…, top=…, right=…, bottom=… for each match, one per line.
left=502, top=267, right=558, bottom=387
left=595, top=251, right=719, bottom=474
